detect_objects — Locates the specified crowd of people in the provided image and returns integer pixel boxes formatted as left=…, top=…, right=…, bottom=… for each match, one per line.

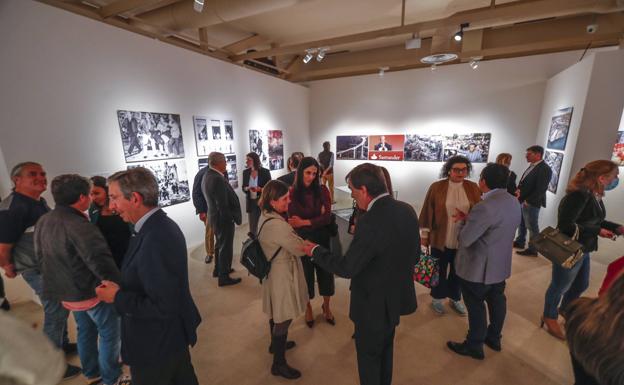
left=0, top=140, right=623, bottom=385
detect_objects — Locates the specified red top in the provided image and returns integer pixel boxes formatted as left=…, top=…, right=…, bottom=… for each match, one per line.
left=287, top=185, right=331, bottom=230
left=598, top=255, right=624, bottom=296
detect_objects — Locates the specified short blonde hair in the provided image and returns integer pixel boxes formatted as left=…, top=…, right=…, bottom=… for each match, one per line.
left=495, top=153, right=512, bottom=165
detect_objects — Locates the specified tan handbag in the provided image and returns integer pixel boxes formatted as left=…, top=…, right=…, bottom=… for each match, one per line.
left=530, top=226, right=584, bottom=269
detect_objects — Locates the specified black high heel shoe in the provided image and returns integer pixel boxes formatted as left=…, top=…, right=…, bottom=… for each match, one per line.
left=322, top=303, right=335, bottom=326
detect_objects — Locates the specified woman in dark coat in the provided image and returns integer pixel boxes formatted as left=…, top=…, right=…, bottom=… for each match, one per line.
left=242, top=152, right=272, bottom=236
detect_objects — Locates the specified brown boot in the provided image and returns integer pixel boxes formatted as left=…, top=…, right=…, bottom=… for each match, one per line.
left=541, top=317, right=565, bottom=340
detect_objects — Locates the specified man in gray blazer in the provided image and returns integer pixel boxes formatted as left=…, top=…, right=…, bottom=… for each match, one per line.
left=202, top=152, right=242, bottom=286
left=447, top=163, right=521, bottom=360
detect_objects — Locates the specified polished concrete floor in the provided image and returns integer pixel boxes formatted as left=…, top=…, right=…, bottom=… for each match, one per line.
left=9, top=225, right=623, bottom=385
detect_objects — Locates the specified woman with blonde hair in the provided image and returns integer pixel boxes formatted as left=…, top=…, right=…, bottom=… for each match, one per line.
left=257, top=180, right=308, bottom=379
left=564, top=271, right=624, bottom=385
left=495, top=153, right=518, bottom=196
left=541, top=160, right=623, bottom=339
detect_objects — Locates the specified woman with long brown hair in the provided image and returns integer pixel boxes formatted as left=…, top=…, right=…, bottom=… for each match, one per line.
left=242, top=152, right=272, bottom=235
left=541, top=160, right=623, bottom=340
left=564, top=271, right=624, bottom=385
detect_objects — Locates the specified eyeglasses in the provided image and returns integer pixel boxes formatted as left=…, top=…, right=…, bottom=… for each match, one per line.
left=451, top=167, right=468, bottom=173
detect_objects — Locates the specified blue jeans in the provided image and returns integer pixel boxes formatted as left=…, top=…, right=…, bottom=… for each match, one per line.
left=74, top=302, right=121, bottom=385
left=543, top=252, right=590, bottom=319
left=21, top=270, right=70, bottom=349
left=515, top=204, right=540, bottom=251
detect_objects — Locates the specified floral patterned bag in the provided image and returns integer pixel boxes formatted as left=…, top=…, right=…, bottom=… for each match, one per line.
left=413, top=251, right=439, bottom=288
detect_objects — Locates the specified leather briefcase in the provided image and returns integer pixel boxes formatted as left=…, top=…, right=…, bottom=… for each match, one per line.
left=530, top=226, right=584, bottom=269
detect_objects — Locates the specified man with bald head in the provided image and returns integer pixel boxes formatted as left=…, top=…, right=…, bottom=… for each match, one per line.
left=202, top=152, right=242, bottom=286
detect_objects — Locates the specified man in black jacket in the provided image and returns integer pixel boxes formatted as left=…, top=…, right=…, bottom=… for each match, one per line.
left=97, top=167, right=201, bottom=385
left=303, top=163, right=419, bottom=385
left=202, top=152, right=243, bottom=286
left=192, top=165, right=214, bottom=264
left=35, top=174, right=122, bottom=385
left=514, top=145, right=553, bottom=256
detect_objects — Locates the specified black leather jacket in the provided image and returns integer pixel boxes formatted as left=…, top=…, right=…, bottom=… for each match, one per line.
left=34, top=205, right=121, bottom=302
left=557, top=189, right=620, bottom=252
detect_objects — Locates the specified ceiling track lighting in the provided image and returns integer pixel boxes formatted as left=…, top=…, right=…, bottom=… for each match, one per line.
left=454, top=23, right=469, bottom=42
left=469, top=56, right=482, bottom=70
left=193, top=0, right=204, bottom=13
left=379, top=66, right=389, bottom=77
left=302, top=47, right=330, bottom=64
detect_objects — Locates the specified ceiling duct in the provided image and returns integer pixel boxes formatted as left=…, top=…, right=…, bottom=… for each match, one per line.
left=133, top=0, right=301, bottom=32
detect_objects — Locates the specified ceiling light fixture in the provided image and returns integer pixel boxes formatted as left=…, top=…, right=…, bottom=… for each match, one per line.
left=420, top=53, right=459, bottom=67
left=405, top=33, right=421, bottom=50
left=303, top=49, right=315, bottom=64
left=379, top=66, right=389, bottom=77
left=430, top=64, right=437, bottom=71
left=317, top=47, right=329, bottom=62
left=454, top=23, right=469, bottom=42
left=193, top=0, right=204, bottom=13
left=469, top=59, right=479, bottom=69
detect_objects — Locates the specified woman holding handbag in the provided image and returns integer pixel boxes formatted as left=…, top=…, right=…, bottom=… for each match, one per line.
left=257, top=180, right=308, bottom=379
left=541, top=160, right=623, bottom=340
left=419, top=156, right=481, bottom=315
left=287, top=157, right=334, bottom=327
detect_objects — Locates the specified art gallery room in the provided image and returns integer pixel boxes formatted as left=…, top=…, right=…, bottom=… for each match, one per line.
left=1, top=0, right=624, bottom=384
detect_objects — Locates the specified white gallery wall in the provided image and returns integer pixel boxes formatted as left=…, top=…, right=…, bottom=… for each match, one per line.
left=0, top=0, right=310, bottom=248
left=308, top=51, right=588, bottom=211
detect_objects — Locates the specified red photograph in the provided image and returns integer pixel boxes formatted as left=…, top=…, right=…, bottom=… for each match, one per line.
left=368, top=134, right=405, bottom=161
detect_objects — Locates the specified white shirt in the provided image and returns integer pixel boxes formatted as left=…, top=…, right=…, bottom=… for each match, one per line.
left=520, top=159, right=543, bottom=182
left=367, top=193, right=390, bottom=211
left=444, top=181, right=470, bottom=249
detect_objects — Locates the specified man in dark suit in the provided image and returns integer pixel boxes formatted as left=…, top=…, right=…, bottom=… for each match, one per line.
left=514, top=145, right=553, bottom=256
left=447, top=163, right=522, bottom=360
left=96, top=167, right=201, bottom=385
left=303, top=163, right=419, bottom=385
left=374, top=135, right=392, bottom=151
left=192, top=165, right=214, bottom=264
left=202, top=152, right=243, bottom=286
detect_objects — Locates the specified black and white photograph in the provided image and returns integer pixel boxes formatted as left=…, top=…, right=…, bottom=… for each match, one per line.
left=547, top=107, right=573, bottom=151
left=211, top=120, right=222, bottom=140
left=117, top=110, right=185, bottom=163
left=128, top=159, right=190, bottom=207
left=193, top=116, right=210, bottom=156
left=268, top=130, right=284, bottom=170
left=442, top=133, right=491, bottom=163
left=224, top=120, right=234, bottom=141
left=198, top=158, right=208, bottom=170
left=336, top=135, right=369, bottom=160
left=249, top=129, right=270, bottom=168
left=226, top=154, right=239, bottom=188
left=544, top=150, right=564, bottom=194
left=403, top=134, right=444, bottom=161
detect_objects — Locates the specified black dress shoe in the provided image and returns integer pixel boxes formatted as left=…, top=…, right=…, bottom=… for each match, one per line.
left=484, top=338, right=501, bottom=352
left=204, top=255, right=213, bottom=264
left=517, top=249, right=538, bottom=257
left=512, top=241, right=525, bottom=249
left=447, top=341, right=484, bottom=360
left=0, top=298, right=10, bottom=311
left=218, top=276, right=242, bottom=287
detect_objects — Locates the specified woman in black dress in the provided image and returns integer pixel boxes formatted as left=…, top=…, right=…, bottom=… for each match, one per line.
left=88, top=176, right=132, bottom=269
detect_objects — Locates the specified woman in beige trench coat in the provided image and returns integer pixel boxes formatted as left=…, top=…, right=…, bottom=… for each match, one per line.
left=258, top=180, right=309, bottom=380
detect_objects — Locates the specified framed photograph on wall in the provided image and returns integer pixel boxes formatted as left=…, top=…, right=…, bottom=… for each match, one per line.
left=117, top=110, right=185, bottom=163
left=198, top=155, right=238, bottom=188
left=404, top=134, right=444, bottom=161
left=611, top=131, right=624, bottom=166
left=368, top=135, right=405, bottom=161
left=193, top=116, right=210, bottom=156
left=546, top=107, right=573, bottom=151
left=442, top=133, right=491, bottom=163
left=128, top=159, right=190, bottom=207
left=544, top=150, right=564, bottom=194
left=268, top=130, right=284, bottom=170
left=336, top=135, right=369, bottom=160
left=249, top=129, right=270, bottom=168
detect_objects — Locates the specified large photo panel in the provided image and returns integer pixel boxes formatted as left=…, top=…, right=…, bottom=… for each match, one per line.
left=128, top=159, right=190, bottom=207
left=368, top=135, right=405, bottom=161
left=117, top=110, right=185, bottom=163
left=336, top=135, right=369, bottom=160
left=249, top=129, right=270, bottom=168
left=404, top=134, right=444, bottom=161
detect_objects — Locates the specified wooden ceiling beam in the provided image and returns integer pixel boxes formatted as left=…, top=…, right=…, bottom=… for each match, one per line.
left=99, top=0, right=165, bottom=19
left=231, top=0, right=624, bottom=62
left=199, top=27, right=210, bottom=53
left=222, top=34, right=270, bottom=55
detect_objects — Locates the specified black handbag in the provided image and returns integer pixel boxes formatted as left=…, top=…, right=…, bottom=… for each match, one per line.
left=530, top=226, right=584, bottom=269
left=240, top=218, right=282, bottom=283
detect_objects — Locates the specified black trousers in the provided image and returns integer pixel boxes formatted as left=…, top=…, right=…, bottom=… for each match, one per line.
left=130, top=348, right=198, bottom=385
left=0, top=274, right=5, bottom=298
left=299, top=228, right=334, bottom=299
left=214, top=221, right=235, bottom=278
left=459, top=278, right=507, bottom=349
left=354, top=324, right=396, bottom=385
left=430, top=247, right=461, bottom=301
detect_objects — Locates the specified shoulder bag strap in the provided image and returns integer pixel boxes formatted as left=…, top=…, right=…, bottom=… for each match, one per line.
left=256, top=217, right=282, bottom=262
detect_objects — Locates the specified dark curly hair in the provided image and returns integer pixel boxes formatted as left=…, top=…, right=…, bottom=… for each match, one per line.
left=440, top=155, right=472, bottom=179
